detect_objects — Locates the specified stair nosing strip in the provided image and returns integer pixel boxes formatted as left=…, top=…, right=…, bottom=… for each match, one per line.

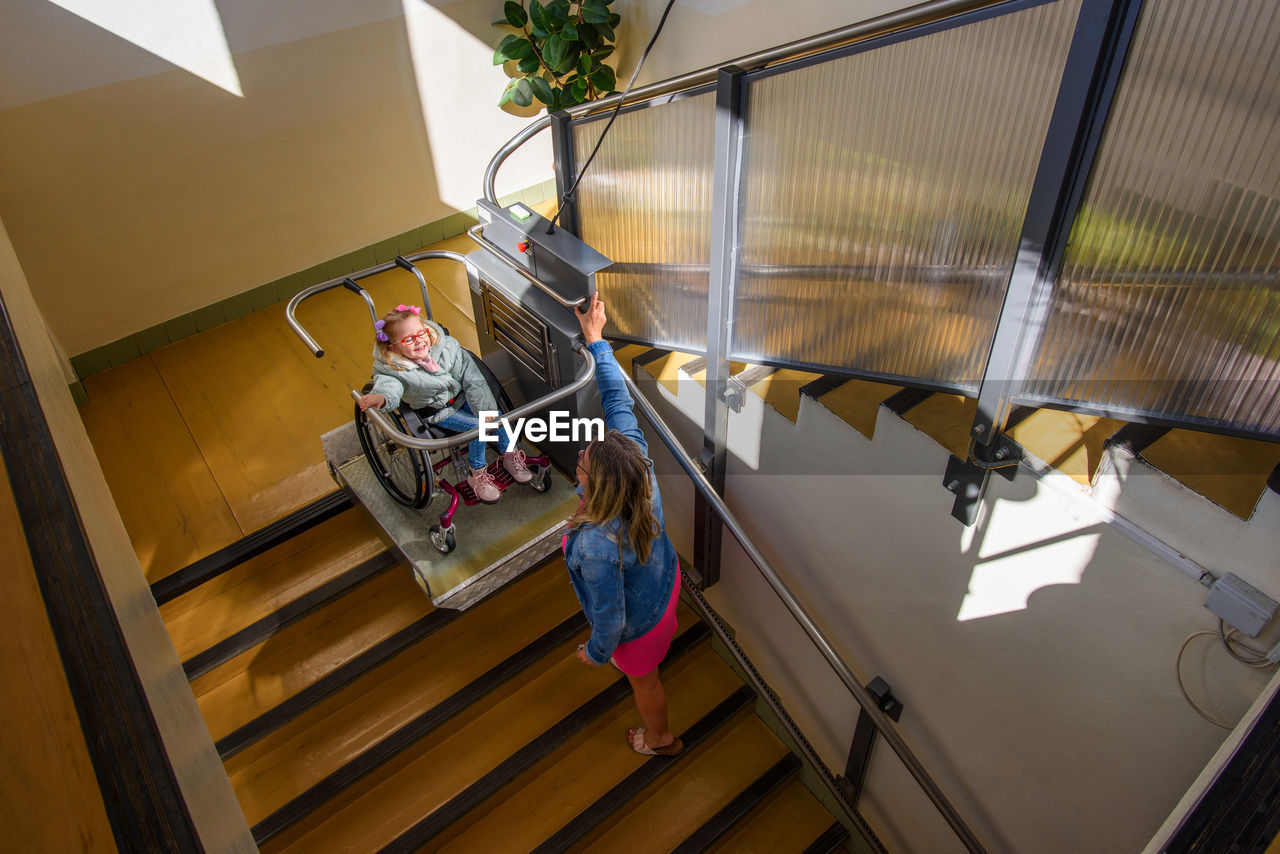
left=530, top=683, right=756, bottom=854
left=151, top=491, right=352, bottom=605
left=798, top=374, right=850, bottom=400
left=882, top=387, right=934, bottom=416
left=377, top=621, right=713, bottom=854
left=250, top=611, right=590, bottom=846
left=670, top=753, right=800, bottom=854
left=803, top=821, right=852, bottom=854
left=181, top=550, right=398, bottom=681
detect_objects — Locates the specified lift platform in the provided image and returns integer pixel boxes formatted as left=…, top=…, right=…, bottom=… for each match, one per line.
left=288, top=200, right=610, bottom=609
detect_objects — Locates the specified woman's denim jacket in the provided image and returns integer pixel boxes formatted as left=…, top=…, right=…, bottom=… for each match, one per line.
left=564, top=339, right=678, bottom=665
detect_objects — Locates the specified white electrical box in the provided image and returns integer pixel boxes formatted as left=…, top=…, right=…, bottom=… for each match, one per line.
left=1205, top=573, right=1277, bottom=638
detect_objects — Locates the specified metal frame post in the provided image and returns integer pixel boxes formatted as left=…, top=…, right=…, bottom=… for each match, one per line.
left=698, top=65, right=748, bottom=589
left=839, top=677, right=903, bottom=804
left=549, top=110, right=580, bottom=236
left=972, top=0, right=1145, bottom=447
left=954, top=0, right=1146, bottom=524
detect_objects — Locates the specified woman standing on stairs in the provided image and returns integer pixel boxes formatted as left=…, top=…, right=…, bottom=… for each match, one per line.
left=565, top=293, right=684, bottom=757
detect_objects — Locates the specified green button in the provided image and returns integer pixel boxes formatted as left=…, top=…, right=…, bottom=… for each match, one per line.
left=509, top=204, right=532, bottom=221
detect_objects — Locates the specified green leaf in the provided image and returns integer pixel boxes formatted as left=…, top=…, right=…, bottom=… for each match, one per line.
left=590, top=64, right=615, bottom=91
left=593, top=21, right=614, bottom=41
left=561, top=20, right=578, bottom=40
left=608, top=12, right=620, bottom=26
left=512, top=36, right=535, bottom=60
left=572, top=77, right=588, bottom=98
left=555, top=50, right=577, bottom=74
left=594, top=44, right=614, bottom=61
left=579, top=25, right=601, bottom=49
left=494, top=34, right=522, bottom=63
left=543, top=33, right=565, bottom=68
left=581, top=0, right=610, bottom=23
left=512, top=77, right=534, bottom=107
left=499, top=79, right=519, bottom=106
left=529, top=76, right=554, bottom=105
left=529, top=0, right=550, bottom=32
left=504, top=1, right=528, bottom=27
left=578, top=53, right=592, bottom=74
left=517, top=56, right=541, bottom=74
left=547, top=1, right=570, bottom=24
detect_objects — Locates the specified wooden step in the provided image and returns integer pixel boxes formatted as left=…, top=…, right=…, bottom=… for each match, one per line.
left=182, top=550, right=397, bottom=681
left=159, top=509, right=384, bottom=662
left=263, top=619, right=710, bottom=853
left=152, top=492, right=355, bottom=607
left=569, top=709, right=792, bottom=853
left=431, top=627, right=749, bottom=853
left=1141, top=429, right=1280, bottom=519
left=191, top=567, right=432, bottom=742
left=1006, top=409, right=1125, bottom=486
left=228, top=560, right=582, bottom=837
left=708, top=776, right=847, bottom=853
left=808, top=376, right=901, bottom=440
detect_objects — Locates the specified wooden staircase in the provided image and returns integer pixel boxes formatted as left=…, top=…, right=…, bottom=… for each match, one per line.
left=152, top=496, right=852, bottom=853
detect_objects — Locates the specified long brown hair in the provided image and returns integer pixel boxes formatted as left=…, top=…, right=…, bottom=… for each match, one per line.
left=570, top=430, right=660, bottom=563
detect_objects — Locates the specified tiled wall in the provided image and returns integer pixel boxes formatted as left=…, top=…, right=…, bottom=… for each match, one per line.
left=68, top=178, right=558, bottom=398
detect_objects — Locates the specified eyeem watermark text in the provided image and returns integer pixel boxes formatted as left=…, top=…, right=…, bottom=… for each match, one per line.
left=478, top=410, right=604, bottom=444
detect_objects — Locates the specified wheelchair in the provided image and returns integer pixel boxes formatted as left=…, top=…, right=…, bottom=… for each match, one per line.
left=354, top=341, right=552, bottom=555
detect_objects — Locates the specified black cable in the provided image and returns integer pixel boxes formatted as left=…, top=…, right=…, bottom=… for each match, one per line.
left=546, top=0, right=680, bottom=235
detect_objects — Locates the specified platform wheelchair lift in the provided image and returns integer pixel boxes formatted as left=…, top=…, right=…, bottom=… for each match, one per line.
left=286, top=199, right=611, bottom=609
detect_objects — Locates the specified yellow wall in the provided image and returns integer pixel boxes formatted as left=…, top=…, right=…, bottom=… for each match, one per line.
left=0, top=214, right=255, bottom=851
left=0, top=453, right=116, bottom=852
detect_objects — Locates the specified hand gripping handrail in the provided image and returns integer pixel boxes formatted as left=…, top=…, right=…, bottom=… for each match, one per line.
left=285, top=250, right=477, bottom=357
left=465, top=223, right=588, bottom=309
left=483, top=0, right=990, bottom=203
left=619, top=368, right=989, bottom=854
left=354, top=343, right=595, bottom=451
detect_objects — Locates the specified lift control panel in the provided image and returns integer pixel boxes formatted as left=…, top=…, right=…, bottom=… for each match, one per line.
left=475, top=198, right=612, bottom=306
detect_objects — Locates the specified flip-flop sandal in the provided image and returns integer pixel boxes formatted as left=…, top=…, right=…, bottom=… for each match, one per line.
left=628, top=727, right=684, bottom=757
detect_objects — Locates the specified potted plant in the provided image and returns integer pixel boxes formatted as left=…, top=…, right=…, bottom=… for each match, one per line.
left=494, top=0, right=621, bottom=112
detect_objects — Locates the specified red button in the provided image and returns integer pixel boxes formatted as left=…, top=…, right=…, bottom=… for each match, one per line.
left=516, top=240, right=530, bottom=253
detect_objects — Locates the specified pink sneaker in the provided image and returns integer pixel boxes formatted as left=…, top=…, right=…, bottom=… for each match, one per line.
left=502, top=450, right=533, bottom=484
left=467, top=466, right=501, bottom=503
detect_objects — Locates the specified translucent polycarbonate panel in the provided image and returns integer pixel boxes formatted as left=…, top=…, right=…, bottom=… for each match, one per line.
left=735, top=0, right=1081, bottom=389
left=571, top=92, right=715, bottom=350
left=1024, top=0, right=1280, bottom=436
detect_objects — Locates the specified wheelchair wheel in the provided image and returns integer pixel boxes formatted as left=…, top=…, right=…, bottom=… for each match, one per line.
left=429, top=524, right=456, bottom=554
left=356, top=404, right=430, bottom=508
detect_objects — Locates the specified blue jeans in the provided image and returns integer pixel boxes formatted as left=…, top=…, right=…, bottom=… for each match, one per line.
left=434, top=402, right=514, bottom=470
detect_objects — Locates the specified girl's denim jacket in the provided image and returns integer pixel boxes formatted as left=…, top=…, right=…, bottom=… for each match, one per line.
left=564, top=339, right=678, bottom=666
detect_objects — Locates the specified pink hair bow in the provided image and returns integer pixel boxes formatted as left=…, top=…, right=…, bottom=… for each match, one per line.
left=395, top=304, right=421, bottom=315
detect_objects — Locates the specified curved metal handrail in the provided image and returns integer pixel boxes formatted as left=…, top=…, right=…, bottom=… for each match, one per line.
left=483, top=0, right=991, bottom=203
left=619, top=368, right=989, bottom=854
left=285, top=250, right=476, bottom=358
left=466, top=224, right=588, bottom=309
left=355, top=344, right=596, bottom=451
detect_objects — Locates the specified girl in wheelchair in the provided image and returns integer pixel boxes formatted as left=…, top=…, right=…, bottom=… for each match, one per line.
left=356, top=304, right=531, bottom=503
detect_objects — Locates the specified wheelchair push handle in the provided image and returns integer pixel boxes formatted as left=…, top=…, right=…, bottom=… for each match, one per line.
left=355, top=343, right=597, bottom=452
left=286, top=250, right=478, bottom=357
